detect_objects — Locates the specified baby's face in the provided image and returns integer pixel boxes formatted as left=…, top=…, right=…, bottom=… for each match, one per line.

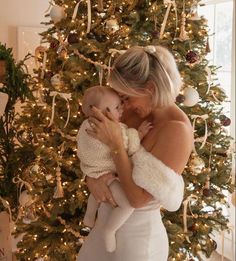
left=98, top=93, right=123, bottom=121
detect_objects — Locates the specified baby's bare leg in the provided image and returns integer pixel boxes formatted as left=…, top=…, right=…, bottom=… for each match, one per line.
left=83, top=194, right=99, bottom=227
left=104, top=180, right=134, bottom=252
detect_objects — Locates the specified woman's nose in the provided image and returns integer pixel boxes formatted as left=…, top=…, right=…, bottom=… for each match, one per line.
left=123, top=101, right=131, bottom=110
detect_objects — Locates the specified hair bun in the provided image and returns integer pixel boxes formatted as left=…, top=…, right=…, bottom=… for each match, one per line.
left=143, top=45, right=156, bottom=54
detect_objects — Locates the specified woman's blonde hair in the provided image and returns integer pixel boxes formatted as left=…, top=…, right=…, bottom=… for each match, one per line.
left=108, top=45, right=182, bottom=107
left=82, top=85, right=117, bottom=116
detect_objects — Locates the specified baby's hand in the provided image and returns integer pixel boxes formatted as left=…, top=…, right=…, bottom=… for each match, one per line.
left=138, top=121, right=153, bottom=140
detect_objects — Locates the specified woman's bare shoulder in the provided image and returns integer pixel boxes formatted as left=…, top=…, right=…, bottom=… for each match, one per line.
left=150, top=113, right=194, bottom=174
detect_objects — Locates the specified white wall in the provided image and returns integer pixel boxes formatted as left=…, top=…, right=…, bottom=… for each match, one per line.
left=0, top=0, right=48, bottom=58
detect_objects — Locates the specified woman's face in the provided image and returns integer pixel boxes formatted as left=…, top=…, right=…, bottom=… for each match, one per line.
left=119, top=90, right=153, bottom=118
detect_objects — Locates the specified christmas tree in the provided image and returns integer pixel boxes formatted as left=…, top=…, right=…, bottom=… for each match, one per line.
left=0, top=43, right=33, bottom=214
left=14, top=0, right=234, bottom=260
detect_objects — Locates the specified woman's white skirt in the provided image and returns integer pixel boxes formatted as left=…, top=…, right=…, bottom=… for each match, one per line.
left=77, top=202, right=168, bottom=261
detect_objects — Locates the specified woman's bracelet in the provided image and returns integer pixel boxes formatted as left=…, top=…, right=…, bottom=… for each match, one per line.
left=111, top=148, right=120, bottom=155
left=111, top=145, right=124, bottom=155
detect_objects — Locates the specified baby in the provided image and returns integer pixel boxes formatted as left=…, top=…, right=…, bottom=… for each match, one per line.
left=77, top=86, right=152, bottom=252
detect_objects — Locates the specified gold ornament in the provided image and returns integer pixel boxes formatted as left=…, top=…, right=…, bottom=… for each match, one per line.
left=19, top=191, right=34, bottom=207
left=50, top=74, right=63, bottom=89
left=178, top=11, right=189, bottom=41
left=53, top=166, right=64, bottom=198
left=105, top=16, right=119, bottom=34
left=189, top=154, right=205, bottom=174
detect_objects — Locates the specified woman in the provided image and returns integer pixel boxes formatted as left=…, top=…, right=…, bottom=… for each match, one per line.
left=77, top=45, right=194, bottom=261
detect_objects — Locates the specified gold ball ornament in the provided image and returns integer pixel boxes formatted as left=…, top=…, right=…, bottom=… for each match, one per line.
left=231, top=190, right=236, bottom=207
left=189, top=155, right=205, bottom=174
left=30, top=164, right=40, bottom=173
left=19, top=190, right=34, bottom=207
left=50, top=74, right=63, bottom=89
left=105, top=16, right=119, bottom=33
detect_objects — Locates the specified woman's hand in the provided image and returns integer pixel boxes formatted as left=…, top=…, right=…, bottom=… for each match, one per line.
left=86, top=173, right=117, bottom=207
left=86, top=106, right=124, bottom=150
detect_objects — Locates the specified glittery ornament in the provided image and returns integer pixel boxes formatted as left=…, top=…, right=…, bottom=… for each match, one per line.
left=50, top=74, right=63, bottom=89
left=186, top=51, right=199, bottom=63
left=220, top=115, right=231, bottom=127
left=45, top=71, right=54, bottom=79
left=152, top=30, right=160, bottom=39
left=67, top=33, right=80, bottom=44
left=50, top=40, right=60, bottom=49
left=202, top=188, right=211, bottom=197
left=105, top=16, right=119, bottom=33
left=19, top=191, right=34, bottom=207
left=176, top=94, right=185, bottom=103
left=30, top=164, right=40, bottom=173
left=189, top=155, right=205, bottom=174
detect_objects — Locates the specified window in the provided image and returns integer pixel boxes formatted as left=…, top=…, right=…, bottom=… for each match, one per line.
left=199, top=0, right=234, bottom=121
left=199, top=2, right=235, bottom=260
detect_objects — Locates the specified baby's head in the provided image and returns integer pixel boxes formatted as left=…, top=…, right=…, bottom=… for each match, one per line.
left=81, top=85, right=123, bottom=121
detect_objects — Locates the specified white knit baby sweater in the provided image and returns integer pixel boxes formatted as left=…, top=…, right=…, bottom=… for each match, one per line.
left=77, top=119, right=184, bottom=212
left=77, top=119, right=140, bottom=179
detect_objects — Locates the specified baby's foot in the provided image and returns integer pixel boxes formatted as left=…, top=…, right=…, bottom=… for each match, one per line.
left=83, top=215, right=95, bottom=228
left=104, top=230, right=116, bottom=253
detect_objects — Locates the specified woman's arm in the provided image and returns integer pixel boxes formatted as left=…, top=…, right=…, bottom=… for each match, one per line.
left=110, top=144, right=153, bottom=208
left=87, top=107, right=152, bottom=208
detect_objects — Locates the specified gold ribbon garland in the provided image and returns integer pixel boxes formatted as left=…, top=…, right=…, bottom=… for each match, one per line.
left=48, top=91, right=71, bottom=128
left=72, top=0, right=91, bottom=34
left=160, top=0, right=178, bottom=40
left=191, top=114, right=209, bottom=152
left=182, top=194, right=198, bottom=243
